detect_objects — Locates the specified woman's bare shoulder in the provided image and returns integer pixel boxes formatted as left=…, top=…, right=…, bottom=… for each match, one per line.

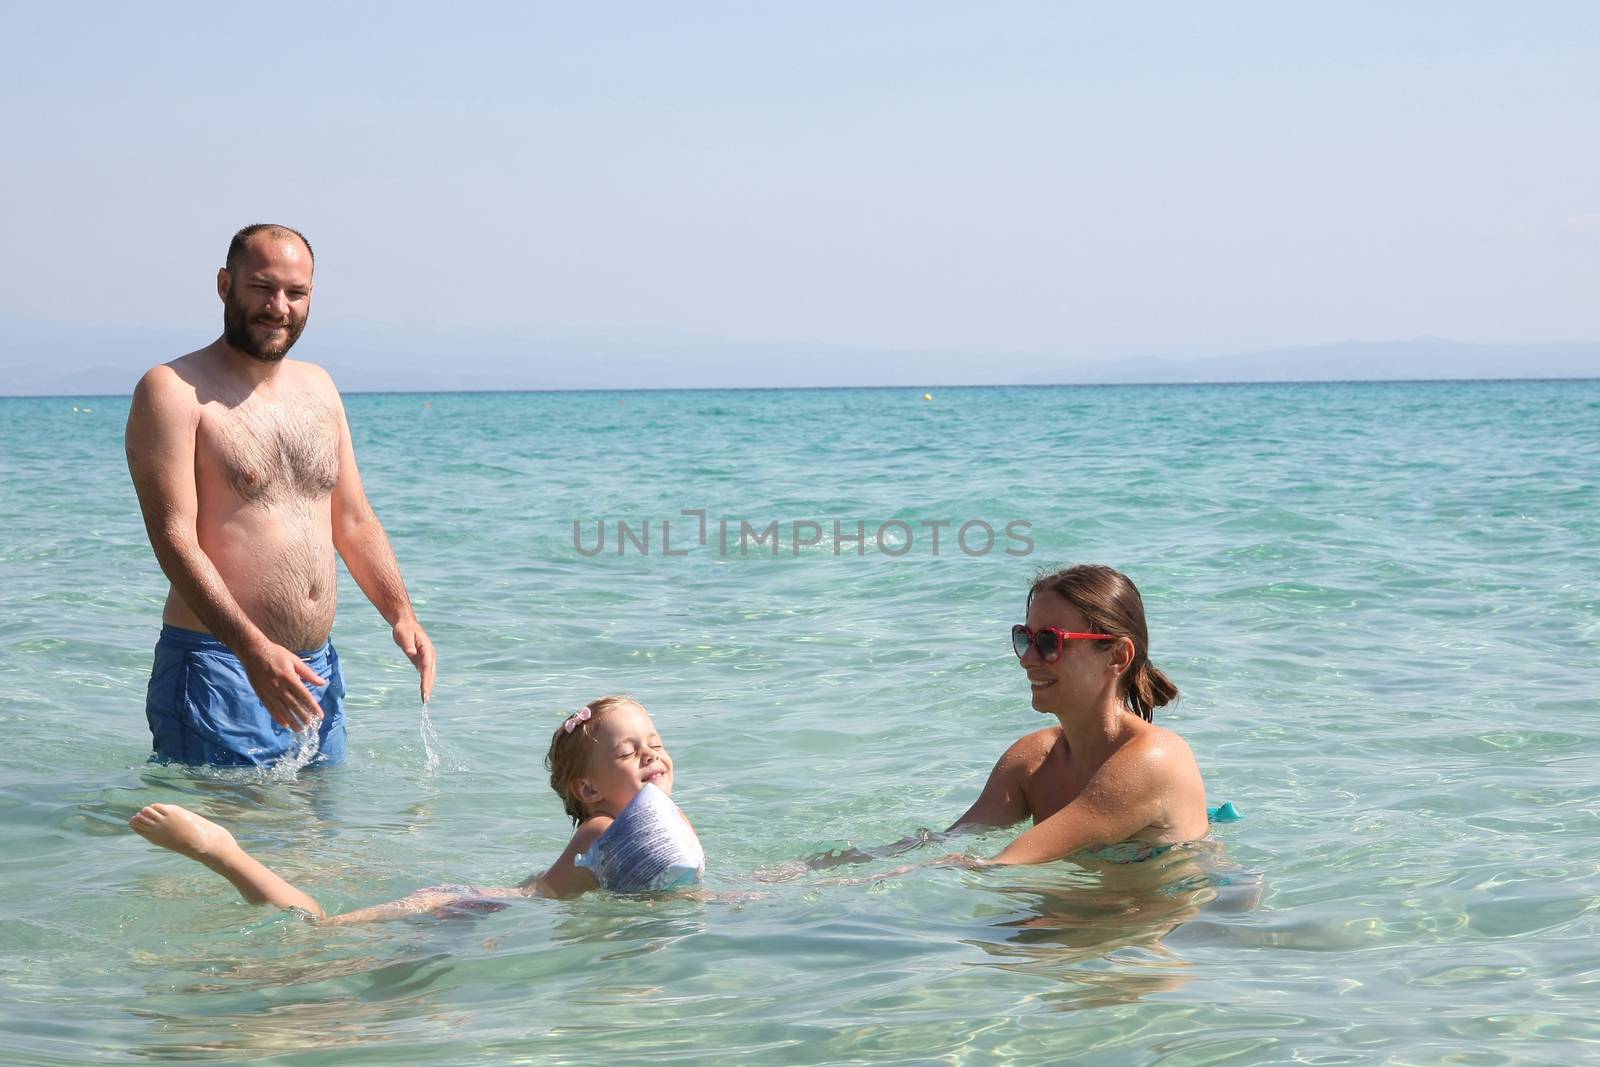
left=1001, top=725, right=1062, bottom=766
left=1129, top=721, right=1199, bottom=766
left=1094, top=721, right=1198, bottom=781
left=1096, top=723, right=1207, bottom=834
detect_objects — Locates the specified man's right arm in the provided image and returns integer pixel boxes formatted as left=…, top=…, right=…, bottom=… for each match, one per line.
left=125, top=368, right=325, bottom=732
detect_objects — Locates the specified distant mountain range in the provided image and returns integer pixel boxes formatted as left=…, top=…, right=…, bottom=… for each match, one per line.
left=1054, top=337, right=1600, bottom=385
left=0, top=315, right=1595, bottom=395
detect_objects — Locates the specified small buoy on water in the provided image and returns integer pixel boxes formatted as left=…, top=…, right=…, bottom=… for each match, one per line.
left=922, top=393, right=933, bottom=401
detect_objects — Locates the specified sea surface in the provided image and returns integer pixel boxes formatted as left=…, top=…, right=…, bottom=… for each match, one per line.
left=1, top=380, right=1597, bottom=1065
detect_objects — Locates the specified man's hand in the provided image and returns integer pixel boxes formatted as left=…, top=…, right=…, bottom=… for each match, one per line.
left=242, top=642, right=327, bottom=733
left=393, top=619, right=436, bottom=703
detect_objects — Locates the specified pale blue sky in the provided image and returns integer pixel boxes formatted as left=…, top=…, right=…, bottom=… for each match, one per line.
left=3, top=2, right=1597, bottom=376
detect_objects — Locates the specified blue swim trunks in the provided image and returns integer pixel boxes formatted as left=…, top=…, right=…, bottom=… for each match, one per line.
left=144, top=625, right=347, bottom=767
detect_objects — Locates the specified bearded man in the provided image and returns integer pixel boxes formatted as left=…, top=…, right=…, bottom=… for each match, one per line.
left=125, top=223, right=435, bottom=766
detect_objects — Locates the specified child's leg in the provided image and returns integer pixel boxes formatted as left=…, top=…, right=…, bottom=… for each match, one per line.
left=129, top=803, right=326, bottom=919
left=319, top=892, right=479, bottom=925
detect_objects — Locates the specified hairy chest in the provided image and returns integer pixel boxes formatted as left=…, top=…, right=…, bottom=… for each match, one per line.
left=201, top=394, right=340, bottom=503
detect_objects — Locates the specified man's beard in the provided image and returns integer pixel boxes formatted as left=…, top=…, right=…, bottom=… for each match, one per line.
left=222, top=295, right=307, bottom=363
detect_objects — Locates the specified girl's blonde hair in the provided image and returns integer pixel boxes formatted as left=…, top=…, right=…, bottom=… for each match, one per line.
left=544, top=695, right=646, bottom=825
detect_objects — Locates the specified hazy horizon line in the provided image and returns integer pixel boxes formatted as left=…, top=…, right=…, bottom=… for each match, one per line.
left=10, top=374, right=1599, bottom=402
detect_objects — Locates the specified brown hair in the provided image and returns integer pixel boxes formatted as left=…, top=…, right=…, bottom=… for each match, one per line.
left=544, top=694, right=645, bottom=825
left=226, top=223, right=315, bottom=272
left=1027, top=564, right=1178, bottom=721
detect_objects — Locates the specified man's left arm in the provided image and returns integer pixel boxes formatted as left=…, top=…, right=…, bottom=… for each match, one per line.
left=326, top=380, right=436, bottom=702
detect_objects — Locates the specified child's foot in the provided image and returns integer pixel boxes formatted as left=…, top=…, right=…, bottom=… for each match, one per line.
left=129, top=803, right=238, bottom=860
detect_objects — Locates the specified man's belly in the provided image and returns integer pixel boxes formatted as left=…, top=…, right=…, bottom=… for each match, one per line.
left=165, top=514, right=339, bottom=652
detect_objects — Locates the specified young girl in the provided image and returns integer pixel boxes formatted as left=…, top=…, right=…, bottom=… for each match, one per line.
left=128, top=695, right=704, bottom=923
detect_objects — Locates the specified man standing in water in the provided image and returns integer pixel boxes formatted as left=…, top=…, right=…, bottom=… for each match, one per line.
left=126, top=224, right=436, bottom=766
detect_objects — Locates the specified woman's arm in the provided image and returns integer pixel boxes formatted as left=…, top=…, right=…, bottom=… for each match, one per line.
left=989, top=739, right=1171, bottom=866
left=989, top=794, right=1152, bottom=866
left=802, top=731, right=1054, bottom=874
left=800, top=827, right=946, bottom=872
left=945, top=729, right=1053, bottom=832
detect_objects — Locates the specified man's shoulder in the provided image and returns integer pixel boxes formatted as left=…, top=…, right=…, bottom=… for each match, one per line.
left=139, top=341, right=237, bottom=388
left=132, top=354, right=204, bottom=410
left=281, top=358, right=342, bottom=397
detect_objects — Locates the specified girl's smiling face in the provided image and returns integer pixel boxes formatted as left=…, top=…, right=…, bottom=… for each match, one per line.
left=575, top=703, right=674, bottom=818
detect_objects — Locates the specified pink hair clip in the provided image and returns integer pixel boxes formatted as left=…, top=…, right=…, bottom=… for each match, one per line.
left=563, top=706, right=592, bottom=734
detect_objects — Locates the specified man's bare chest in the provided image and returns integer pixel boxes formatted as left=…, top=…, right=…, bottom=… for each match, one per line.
left=199, top=395, right=340, bottom=504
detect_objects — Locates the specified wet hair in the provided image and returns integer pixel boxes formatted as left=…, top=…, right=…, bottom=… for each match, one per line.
left=1027, top=564, right=1178, bottom=722
left=544, top=695, right=647, bottom=825
left=225, top=223, right=315, bottom=272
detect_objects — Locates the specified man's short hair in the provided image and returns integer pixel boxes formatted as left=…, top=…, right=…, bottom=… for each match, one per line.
left=226, top=224, right=315, bottom=272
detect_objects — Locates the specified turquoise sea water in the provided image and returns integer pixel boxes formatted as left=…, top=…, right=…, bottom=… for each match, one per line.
left=1, top=380, right=1597, bottom=1065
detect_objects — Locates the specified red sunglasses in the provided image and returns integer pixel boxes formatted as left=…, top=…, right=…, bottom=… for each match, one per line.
left=1011, top=624, right=1116, bottom=663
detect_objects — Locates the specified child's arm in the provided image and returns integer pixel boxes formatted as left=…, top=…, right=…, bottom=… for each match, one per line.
left=518, top=817, right=610, bottom=899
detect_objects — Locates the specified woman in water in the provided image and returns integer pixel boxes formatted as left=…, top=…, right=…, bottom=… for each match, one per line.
left=947, top=564, right=1209, bottom=866
left=129, top=695, right=703, bottom=921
